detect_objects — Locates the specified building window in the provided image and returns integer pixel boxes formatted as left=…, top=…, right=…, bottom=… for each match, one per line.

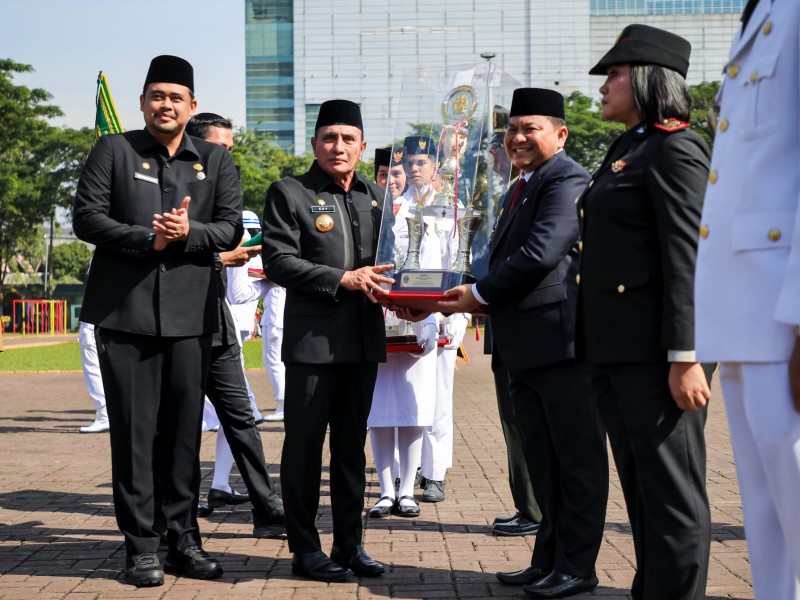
left=590, top=0, right=747, bottom=15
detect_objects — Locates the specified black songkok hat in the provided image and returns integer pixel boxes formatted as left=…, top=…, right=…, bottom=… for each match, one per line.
left=509, top=88, right=565, bottom=121
left=374, top=147, right=390, bottom=179
left=589, top=24, right=691, bottom=78
left=491, top=105, right=510, bottom=145
left=404, top=135, right=436, bottom=157
left=144, top=55, right=194, bottom=92
left=374, top=147, right=391, bottom=168
left=315, top=99, right=363, bottom=131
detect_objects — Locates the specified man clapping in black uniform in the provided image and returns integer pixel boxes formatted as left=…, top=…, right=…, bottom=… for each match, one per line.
left=73, top=56, right=242, bottom=587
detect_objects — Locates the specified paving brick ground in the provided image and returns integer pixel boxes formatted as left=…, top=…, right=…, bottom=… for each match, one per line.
left=0, top=335, right=753, bottom=599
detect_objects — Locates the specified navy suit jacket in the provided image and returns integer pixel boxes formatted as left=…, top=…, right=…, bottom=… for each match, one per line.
left=477, top=151, right=589, bottom=371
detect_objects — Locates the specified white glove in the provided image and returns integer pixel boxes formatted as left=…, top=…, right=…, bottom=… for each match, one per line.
left=444, top=314, right=468, bottom=349
left=414, top=323, right=438, bottom=356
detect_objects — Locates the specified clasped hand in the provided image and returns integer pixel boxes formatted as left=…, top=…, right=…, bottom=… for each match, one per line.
left=152, top=196, right=191, bottom=250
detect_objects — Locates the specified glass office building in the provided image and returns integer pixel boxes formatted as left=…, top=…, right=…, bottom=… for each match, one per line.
left=246, top=1, right=745, bottom=154
left=245, top=0, right=295, bottom=149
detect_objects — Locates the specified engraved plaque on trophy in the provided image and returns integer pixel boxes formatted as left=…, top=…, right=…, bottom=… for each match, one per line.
left=374, top=62, right=522, bottom=312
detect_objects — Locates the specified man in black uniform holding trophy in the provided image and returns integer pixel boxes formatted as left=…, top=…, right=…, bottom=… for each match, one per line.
left=261, top=99, right=393, bottom=582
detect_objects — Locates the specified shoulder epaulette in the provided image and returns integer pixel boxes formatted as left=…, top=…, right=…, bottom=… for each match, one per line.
left=654, top=118, right=690, bottom=132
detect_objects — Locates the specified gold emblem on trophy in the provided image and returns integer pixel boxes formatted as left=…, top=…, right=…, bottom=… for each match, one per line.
left=441, top=85, right=478, bottom=124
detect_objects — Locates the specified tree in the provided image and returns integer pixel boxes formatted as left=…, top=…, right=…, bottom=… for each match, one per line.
left=689, top=81, right=721, bottom=152
left=564, top=91, right=625, bottom=173
left=50, top=241, right=93, bottom=283
left=0, top=59, right=93, bottom=301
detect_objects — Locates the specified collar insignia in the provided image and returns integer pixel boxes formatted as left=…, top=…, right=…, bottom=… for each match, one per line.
left=611, top=159, right=627, bottom=173
left=193, top=163, right=204, bottom=171
left=141, top=161, right=151, bottom=170
left=316, top=198, right=326, bottom=206
left=655, top=118, right=690, bottom=132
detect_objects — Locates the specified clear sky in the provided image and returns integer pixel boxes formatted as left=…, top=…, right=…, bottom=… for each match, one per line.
left=0, top=0, right=246, bottom=131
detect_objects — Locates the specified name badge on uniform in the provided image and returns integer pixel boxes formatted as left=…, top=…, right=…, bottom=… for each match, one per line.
left=134, top=172, right=159, bottom=184
left=311, top=205, right=336, bottom=213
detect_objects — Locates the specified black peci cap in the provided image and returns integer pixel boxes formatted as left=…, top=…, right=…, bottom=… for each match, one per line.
left=144, top=55, right=194, bottom=92
left=374, top=147, right=391, bottom=168
left=404, top=135, right=436, bottom=157
left=315, top=99, right=363, bottom=131
left=589, top=24, right=691, bottom=78
left=509, top=88, right=565, bottom=121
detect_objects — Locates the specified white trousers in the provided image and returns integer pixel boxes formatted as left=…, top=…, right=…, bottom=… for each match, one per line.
left=260, top=286, right=286, bottom=403
left=421, top=346, right=456, bottom=481
left=720, top=362, right=800, bottom=600
left=79, top=322, right=106, bottom=414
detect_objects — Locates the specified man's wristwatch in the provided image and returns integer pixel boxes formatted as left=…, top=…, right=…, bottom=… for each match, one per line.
left=213, top=253, right=223, bottom=272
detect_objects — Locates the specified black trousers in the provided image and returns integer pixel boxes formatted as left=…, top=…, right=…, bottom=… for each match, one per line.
left=95, top=327, right=210, bottom=555
left=493, top=366, right=541, bottom=522
left=281, top=361, right=378, bottom=554
left=205, top=342, right=282, bottom=523
left=591, top=362, right=711, bottom=600
left=508, top=359, right=608, bottom=577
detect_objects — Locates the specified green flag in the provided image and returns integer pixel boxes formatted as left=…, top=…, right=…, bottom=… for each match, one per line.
left=94, top=71, right=123, bottom=143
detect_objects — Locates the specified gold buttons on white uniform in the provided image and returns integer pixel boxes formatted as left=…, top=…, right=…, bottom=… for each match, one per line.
left=709, top=171, right=718, bottom=184
left=768, top=229, right=782, bottom=242
left=699, top=225, right=709, bottom=239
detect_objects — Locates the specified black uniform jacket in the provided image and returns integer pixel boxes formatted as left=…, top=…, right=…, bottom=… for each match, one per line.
left=73, top=129, right=243, bottom=337
left=477, top=151, right=590, bottom=372
left=261, top=161, right=386, bottom=365
left=578, top=122, right=710, bottom=363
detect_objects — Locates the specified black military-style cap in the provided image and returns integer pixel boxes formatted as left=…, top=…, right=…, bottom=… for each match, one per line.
left=509, top=88, right=565, bottom=121
left=391, top=147, right=405, bottom=165
left=404, top=135, right=436, bottom=157
left=144, top=55, right=194, bottom=91
left=589, top=24, right=691, bottom=78
left=492, top=105, right=510, bottom=144
left=315, top=99, right=363, bottom=131
left=374, top=147, right=391, bottom=168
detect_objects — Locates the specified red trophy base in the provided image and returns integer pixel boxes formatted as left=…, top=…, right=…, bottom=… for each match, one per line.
left=377, top=269, right=474, bottom=313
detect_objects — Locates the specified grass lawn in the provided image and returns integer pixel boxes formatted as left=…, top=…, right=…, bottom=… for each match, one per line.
left=0, top=339, right=265, bottom=373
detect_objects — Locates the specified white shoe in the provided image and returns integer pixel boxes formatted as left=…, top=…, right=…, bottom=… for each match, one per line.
left=264, top=400, right=284, bottom=422
left=80, top=419, right=110, bottom=434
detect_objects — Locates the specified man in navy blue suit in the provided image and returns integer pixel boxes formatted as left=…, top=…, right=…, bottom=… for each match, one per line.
left=439, top=88, right=608, bottom=600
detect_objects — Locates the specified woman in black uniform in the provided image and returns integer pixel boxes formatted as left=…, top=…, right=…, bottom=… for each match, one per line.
left=578, top=25, right=713, bottom=600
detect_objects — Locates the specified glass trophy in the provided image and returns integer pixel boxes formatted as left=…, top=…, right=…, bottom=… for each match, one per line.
left=375, top=61, right=522, bottom=312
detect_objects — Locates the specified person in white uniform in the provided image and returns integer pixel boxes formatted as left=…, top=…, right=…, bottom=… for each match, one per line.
left=397, top=136, right=469, bottom=503
left=368, top=310, right=438, bottom=517
left=695, top=2, right=800, bottom=598
left=78, top=320, right=109, bottom=433
left=226, top=210, right=265, bottom=423
left=260, top=282, right=286, bottom=422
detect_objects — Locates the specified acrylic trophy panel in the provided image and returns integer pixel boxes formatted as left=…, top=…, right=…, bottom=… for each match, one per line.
left=374, top=61, right=521, bottom=313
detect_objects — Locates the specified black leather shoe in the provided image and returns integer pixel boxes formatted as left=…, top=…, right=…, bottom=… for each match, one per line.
left=164, top=545, right=222, bottom=580
left=523, top=571, right=599, bottom=598
left=493, top=510, right=521, bottom=525
left=496, top=566, right=547, bottom=586
left=292, top=551, right=352, bottom=581
left=421, top=479, right=445, bottom=502
left=330, top=545, right=385, bottom=577
left=253, top=505, right=287, bottom=538
left=493, top=515, right=540, bottom=537
left=125, top=552, right=164, bottom=587
left=369, top=496, right=395, bottom=518
left=207, top=487, right=250, bottom=508
left=391, top=495, right=420, bottom=517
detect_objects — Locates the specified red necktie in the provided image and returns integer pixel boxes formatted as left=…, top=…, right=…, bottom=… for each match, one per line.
left=507, top=178, right=525, bottom=214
